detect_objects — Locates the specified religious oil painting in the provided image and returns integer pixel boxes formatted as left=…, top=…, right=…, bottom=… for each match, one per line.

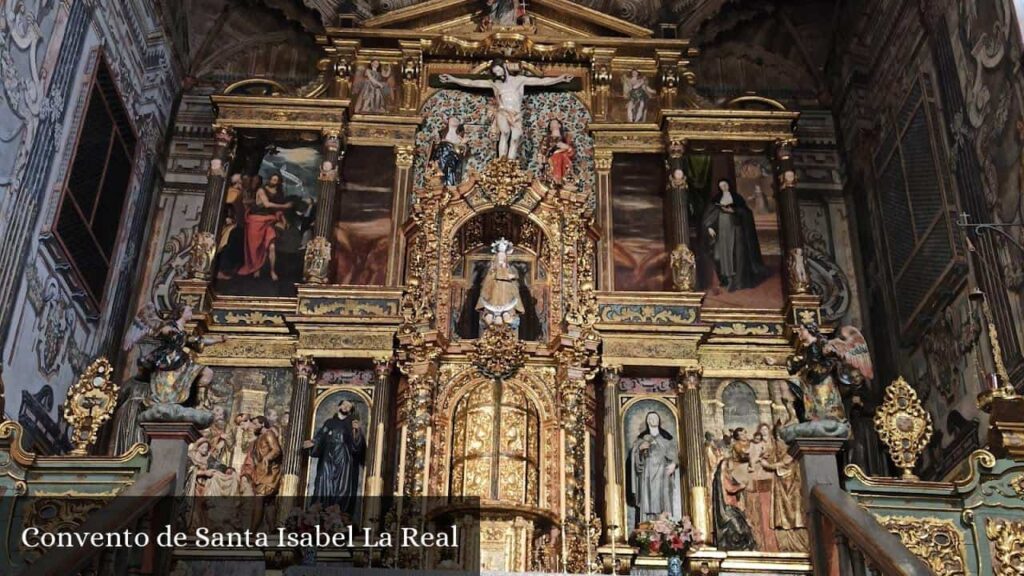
left=352, top=60, right=397, bottom=115
left=615, top=69, right=659, bottom=124
left=612, top=154, right=668, bottom=291
left=622, top=398, right=682, bottom=530
left=701, top=379, right=809, bottom=553
left=304, top=389, right=370, bottom=520
left=333, top=146, right=395, bottom=285
left=214, top=131, right=322, bottom=297
left=699, top=154, right=784, bottom=309
left=184, top=367, right=294, bottom=532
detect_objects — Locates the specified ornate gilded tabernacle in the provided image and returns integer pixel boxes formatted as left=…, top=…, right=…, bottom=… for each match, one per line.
left=874, top=376, right=932, bottom=480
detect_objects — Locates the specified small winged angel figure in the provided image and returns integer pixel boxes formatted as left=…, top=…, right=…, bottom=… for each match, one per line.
left=781, top=323, right=874, bottom=442
left=123, top=303, right=225, bottom=424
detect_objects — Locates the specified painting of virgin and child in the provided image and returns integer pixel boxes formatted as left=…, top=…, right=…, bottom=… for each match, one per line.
left=215, top=140, right=322, bottom=297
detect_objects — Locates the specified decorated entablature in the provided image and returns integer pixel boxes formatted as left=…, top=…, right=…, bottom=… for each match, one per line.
left=157, top=0, right=832, bottom=573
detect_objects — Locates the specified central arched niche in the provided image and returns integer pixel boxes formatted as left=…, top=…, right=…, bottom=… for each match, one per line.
left=450, top=210, right=550, bottom=341
left=449, top=378, right=541, bottom=506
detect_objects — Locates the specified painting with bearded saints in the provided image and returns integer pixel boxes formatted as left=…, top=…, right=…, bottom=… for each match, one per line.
left=183, top=367, right=294, bottom=532
left=213, top=131, right=321, bottom=297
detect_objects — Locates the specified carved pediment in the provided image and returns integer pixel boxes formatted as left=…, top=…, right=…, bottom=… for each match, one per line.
left=360, top=0, right=653, bottom=38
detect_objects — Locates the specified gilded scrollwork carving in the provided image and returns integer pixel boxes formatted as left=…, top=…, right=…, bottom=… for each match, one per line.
left=670, top=244, right=696, bottom=292
left=186, top=231, right=217, bottom=281
left=874, top=376, right=933, bottom=480
left=64, top=357, right=119, bottom=456
left=986, top=518, right=1024, bottom=576
left=478, top=158, right=534, bottom=206
left=470, top=325, right=526, bottom=380
left=786, top=247, right=810, bottom=294
left=877, top=516, right=967, bottom=576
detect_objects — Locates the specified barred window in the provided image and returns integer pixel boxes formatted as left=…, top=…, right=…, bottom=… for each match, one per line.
left=53, top=57, right=137, bottom=306
left=872, top=76, right=963, bottom=340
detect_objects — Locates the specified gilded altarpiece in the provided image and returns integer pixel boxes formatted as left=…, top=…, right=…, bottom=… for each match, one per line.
left=159, top=1, right=826, bottom=574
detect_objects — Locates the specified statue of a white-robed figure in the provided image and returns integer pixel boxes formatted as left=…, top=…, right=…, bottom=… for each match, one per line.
left=476, top=238, right=525, bottom=334
left=439, top=59, right=573, bottom=161
left=627, top=411, right=682, bottom=527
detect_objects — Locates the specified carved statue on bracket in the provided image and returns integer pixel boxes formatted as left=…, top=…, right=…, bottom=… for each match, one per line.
left=120, top=304, right=224, bottom=427
left=781, top=323, right=873, bottom=442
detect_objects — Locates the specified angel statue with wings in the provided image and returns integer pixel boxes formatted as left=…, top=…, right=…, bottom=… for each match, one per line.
left=780, top=323, right=873, bottom=442
left=120, top=304, right=225, bottom=426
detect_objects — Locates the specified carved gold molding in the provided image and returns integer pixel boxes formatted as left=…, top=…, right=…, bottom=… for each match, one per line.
left=877, top=515, right=967, bottom=576
left=211, top=95, right=347, bottom=131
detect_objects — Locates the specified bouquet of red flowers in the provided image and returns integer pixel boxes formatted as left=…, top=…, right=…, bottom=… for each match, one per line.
left=628, top=513, right=700, bottom=557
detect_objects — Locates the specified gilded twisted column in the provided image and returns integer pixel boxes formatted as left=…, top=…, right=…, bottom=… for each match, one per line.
left=281, top=355, right=318, bottom=513
left=677, top=366, right=710, bottom=543
left=304, top=129, right=343, bottom=284
left=188, top=125, right=236, bottom=280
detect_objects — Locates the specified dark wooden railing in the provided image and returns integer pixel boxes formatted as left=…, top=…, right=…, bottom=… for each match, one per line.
left=810, top=484, right=932, bottom=576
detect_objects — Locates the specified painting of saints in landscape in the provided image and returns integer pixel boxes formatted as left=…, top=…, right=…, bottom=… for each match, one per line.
left=333, top=146, right=394, bottom=285
left=611, top=154, right=668, bottom=291
left=623, top=399, right=682, bottom=529
left=215, top=137, right=320, bottom=297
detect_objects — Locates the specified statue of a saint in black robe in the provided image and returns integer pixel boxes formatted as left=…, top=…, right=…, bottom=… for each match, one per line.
left=304, top=400, right=366, bottom=516
left=700, top=179, right=766, bottom=292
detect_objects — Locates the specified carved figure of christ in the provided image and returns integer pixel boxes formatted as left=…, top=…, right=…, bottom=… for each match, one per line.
left=439, top=62, right=574, bottom=161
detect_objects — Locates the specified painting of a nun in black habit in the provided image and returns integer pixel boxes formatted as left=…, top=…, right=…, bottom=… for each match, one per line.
left=700, top=179, right=766, bottom=293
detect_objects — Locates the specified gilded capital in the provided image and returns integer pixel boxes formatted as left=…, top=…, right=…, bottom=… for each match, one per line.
left=395, top=145, right=415, bottom=169
left=292, top=354, right=318, bottom=381
left=374, top=356, right=393, bottom=380
left=595, top=151, right=613, bottom=172
left=678, top=366, right=703, bottom=392
left=213, top=124, right=236, bottom=148
left=666, top=137, right=687, bottom=159
left=601, top=364, right=622, bottom=387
